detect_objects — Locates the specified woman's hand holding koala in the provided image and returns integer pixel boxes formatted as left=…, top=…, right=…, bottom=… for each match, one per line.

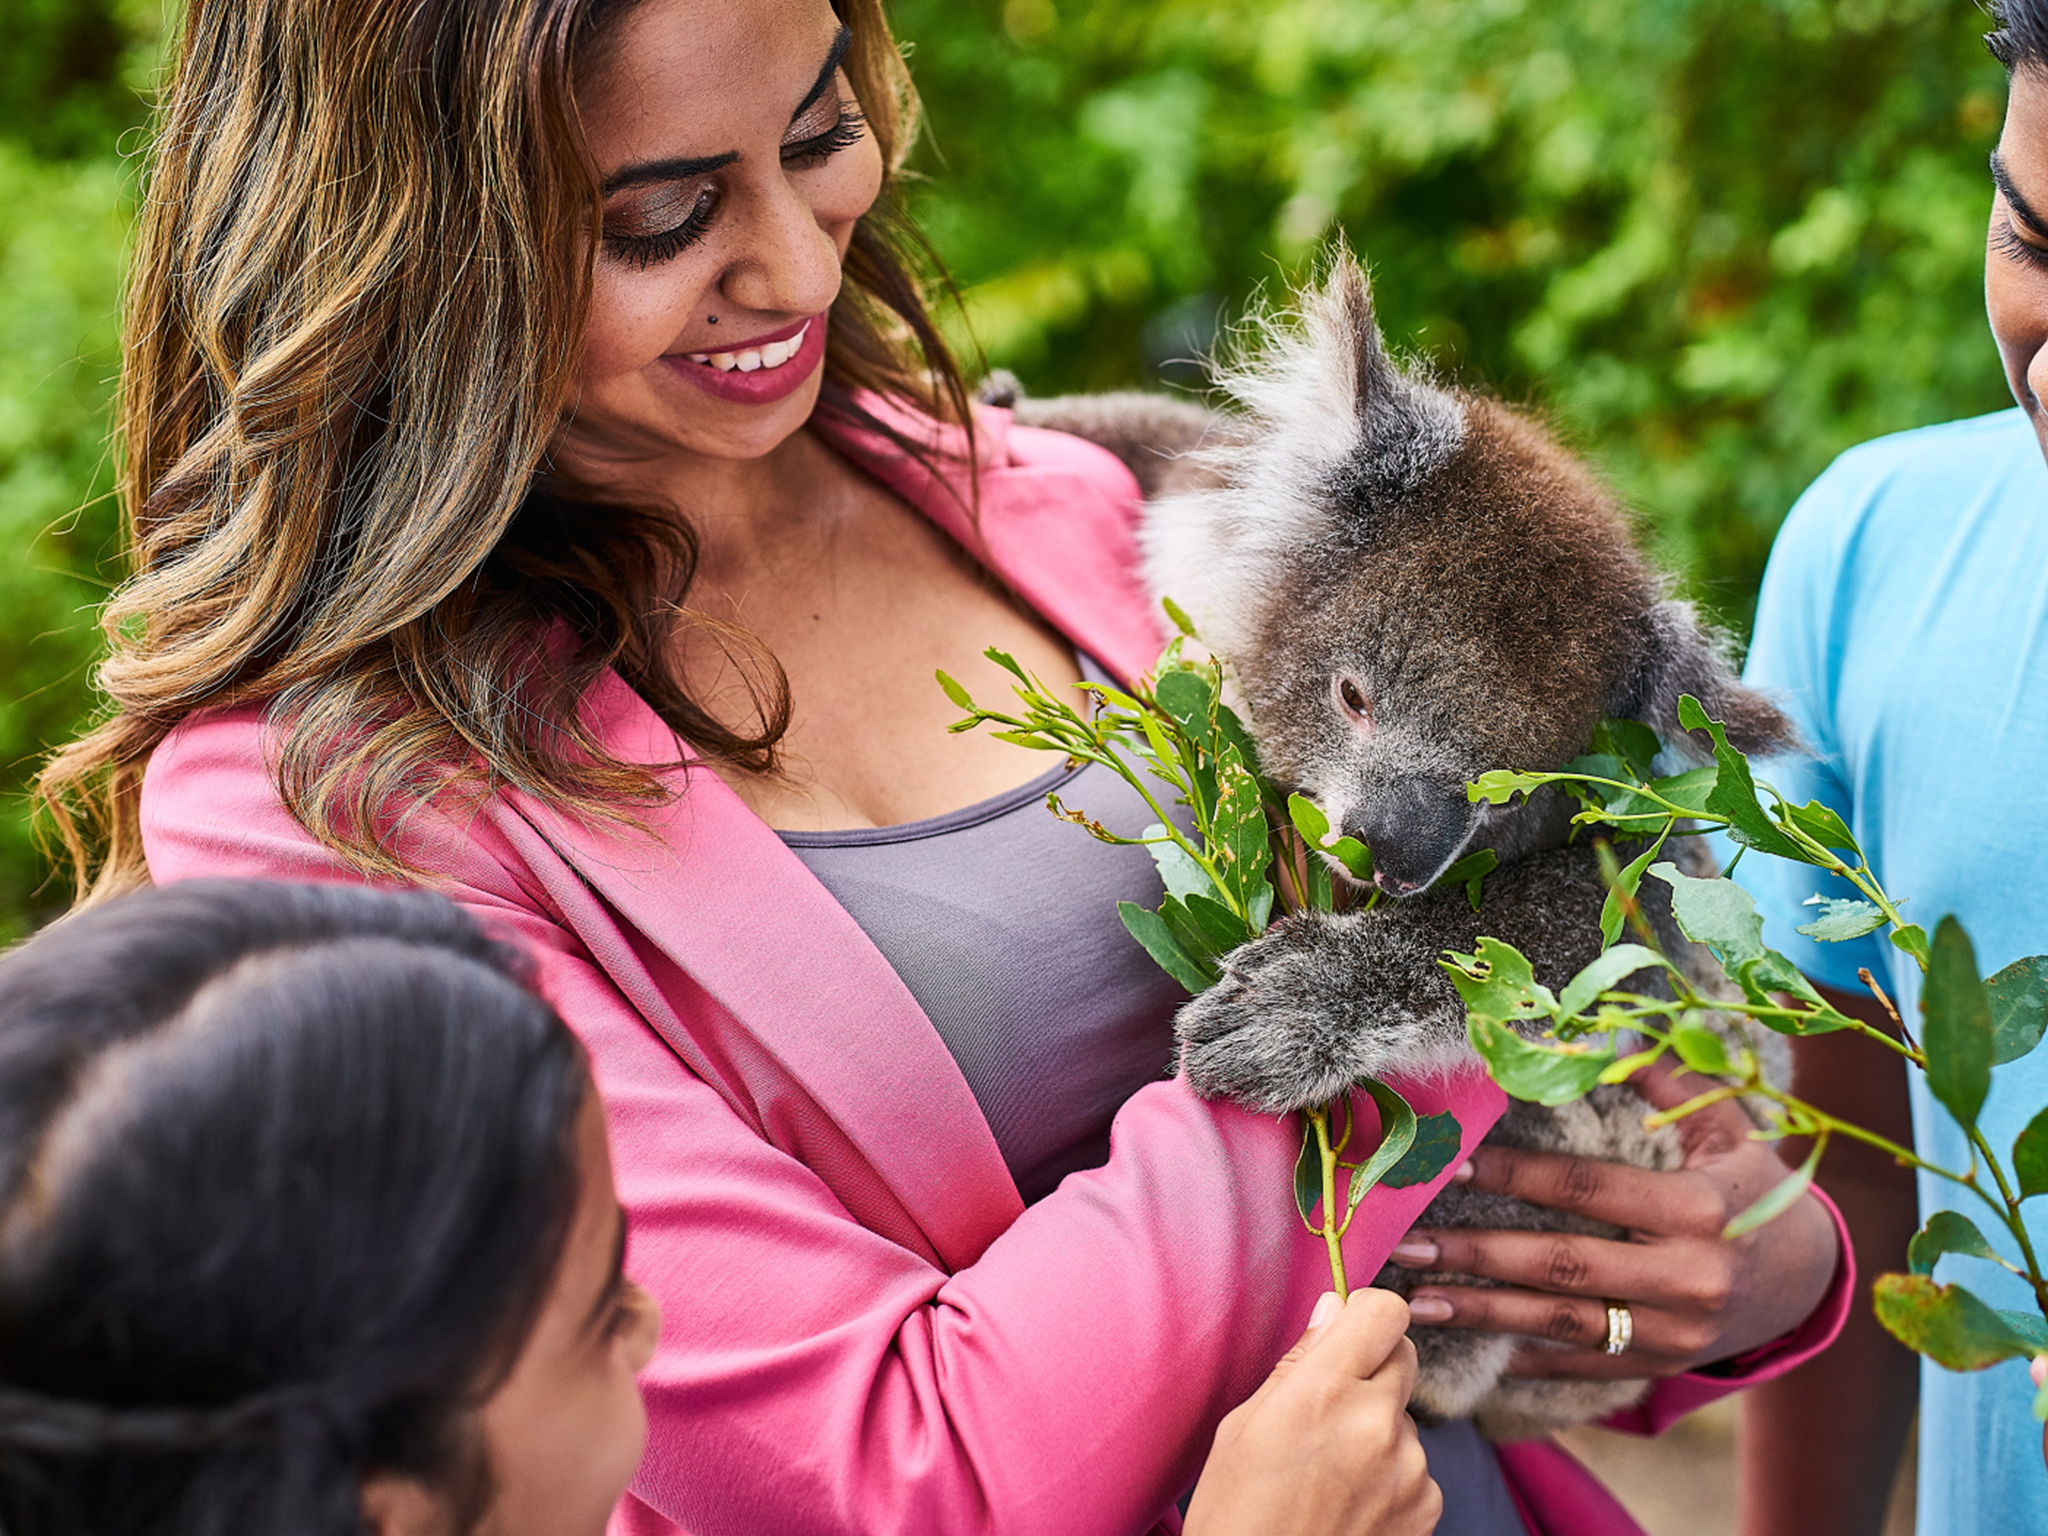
left=1390, top=1061, right=1842, bottom=1376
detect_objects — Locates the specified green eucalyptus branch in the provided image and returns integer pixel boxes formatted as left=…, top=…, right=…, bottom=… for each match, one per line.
left=1451, top=696, right=2048, bottom=1415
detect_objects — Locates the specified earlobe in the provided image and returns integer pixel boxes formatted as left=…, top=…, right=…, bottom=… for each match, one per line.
left=361, top=1474, right=452, bottom=1536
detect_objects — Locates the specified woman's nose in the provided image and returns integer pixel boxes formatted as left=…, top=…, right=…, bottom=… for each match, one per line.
left=713, top=175, right=846, bottom=322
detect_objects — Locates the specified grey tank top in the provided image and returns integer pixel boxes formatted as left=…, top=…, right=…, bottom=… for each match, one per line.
left=780, top=662, right=1523, bottom=1533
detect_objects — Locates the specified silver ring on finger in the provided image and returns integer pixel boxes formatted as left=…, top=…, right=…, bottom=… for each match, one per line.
left=1603, top=1300, right=1634, bottom=1357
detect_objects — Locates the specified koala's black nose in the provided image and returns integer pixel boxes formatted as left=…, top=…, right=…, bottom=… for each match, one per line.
left=1343, top=775, right=1475, bottom=896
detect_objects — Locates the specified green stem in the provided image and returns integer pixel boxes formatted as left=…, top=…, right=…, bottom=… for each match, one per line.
left=1306, top=1105, right=1350, bottom=1300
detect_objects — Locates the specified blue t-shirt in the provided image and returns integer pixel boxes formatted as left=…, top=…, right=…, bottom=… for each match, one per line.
left=1735, top=407, right=2048, bottom=1534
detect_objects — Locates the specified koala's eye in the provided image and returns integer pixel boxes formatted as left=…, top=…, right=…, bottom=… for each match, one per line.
left=1335, top=676, right=1373, bottom=725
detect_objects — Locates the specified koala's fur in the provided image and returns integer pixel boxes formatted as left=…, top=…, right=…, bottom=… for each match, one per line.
left=996, top=251, right=1796, bottom=1440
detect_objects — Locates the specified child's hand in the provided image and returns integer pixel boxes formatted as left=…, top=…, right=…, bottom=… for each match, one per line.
left=1184, top=1289, right=1440, bottom=1536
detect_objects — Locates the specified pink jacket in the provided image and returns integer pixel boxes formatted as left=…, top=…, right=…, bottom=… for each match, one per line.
left=140, top=399, right=1851, bottom=1536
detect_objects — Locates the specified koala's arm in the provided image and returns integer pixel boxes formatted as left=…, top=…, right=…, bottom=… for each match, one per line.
left=991, top=383, right=1235, bottom=500
left=1177, top=849, right=1617, bottom=1114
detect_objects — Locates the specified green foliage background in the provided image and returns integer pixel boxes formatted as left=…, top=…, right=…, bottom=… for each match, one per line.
left=0, top=0, right=2015, bottom=932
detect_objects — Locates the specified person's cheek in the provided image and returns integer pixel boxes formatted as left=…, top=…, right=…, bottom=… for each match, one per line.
left=582, top=261, right=708, bottom=380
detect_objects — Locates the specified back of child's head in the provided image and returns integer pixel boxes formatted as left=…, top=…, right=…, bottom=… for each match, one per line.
left=0, top=879, right=587, bottom=1536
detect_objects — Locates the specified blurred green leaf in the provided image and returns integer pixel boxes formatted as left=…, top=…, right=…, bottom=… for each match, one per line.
left=1796, top=896, right=1887, bottom=943
left=1670, top=1018, right=1736, bottom=1077
left=1922, top=915, right=1993, bottom=1131
left=1874, top=1273, right=2039, bottom=1372
left=1909, top=1210, right=2007, bottom=1275
left=1599, top=836, right=1666, bottom=946
left=1724, top=1135, right=1822, bottom=1238
left=2013, top=1106, right=2048, bottom=1201
left=1988, top=955, right=2048, bottom=1066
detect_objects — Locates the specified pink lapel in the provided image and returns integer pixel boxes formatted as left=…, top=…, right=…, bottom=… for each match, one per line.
left=516, top=399, right=1163, bottom=1273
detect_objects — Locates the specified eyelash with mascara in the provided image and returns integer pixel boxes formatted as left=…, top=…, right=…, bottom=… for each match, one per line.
left=1993, top=215, right=2048, bottom=273
left=604, top=104, right=868, bottom=271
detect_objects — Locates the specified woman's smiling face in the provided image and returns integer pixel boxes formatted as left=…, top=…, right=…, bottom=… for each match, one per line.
left=563, top=0, right=883, bottom=469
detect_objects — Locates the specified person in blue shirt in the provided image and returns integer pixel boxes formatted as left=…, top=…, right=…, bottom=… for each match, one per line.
left=1734, top=5, right=2048, bottom=1533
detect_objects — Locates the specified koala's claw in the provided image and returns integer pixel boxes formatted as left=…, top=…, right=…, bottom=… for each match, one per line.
left=1175, top=920, right=1377, bottom=1115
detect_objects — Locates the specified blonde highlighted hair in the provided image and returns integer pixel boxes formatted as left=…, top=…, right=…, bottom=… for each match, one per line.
left=37, top=0, right=971, bottom=901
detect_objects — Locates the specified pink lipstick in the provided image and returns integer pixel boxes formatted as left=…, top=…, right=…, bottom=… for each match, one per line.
left=664, top=315, right=826, bottom=406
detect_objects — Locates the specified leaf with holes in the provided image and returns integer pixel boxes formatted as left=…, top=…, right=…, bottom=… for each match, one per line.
left=1465, top=1014, right=1613, bottom=1106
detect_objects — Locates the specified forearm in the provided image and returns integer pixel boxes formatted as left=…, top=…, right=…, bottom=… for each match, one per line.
left=1739, top=985, right=1919, bottom=1536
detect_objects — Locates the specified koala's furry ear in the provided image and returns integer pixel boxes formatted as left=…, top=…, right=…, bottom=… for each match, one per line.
left=1608, top=600, right=1801, bottom=759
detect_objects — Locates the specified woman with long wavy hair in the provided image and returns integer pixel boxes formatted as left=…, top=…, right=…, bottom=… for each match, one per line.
left=40, top=2, right=1849, bottom=1532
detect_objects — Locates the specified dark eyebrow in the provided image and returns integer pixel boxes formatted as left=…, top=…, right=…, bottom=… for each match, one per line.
left=600, top=26, right=852, bottom=196
left=1993, top=151, right=2048, bottom=241
left=791, top=24, right=855, bottom=125
left=582, top=1207, right=628, bottom=1334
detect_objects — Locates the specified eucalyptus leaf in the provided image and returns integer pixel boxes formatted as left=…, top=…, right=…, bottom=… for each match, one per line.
left=982, top=646, right=1029, bottom=683
left=1439, top=847, right=1498, bottom=912
left=1795, top=897, right=1888, bottom=943
left=1559, top=944, right=1666, bottom=1019
left=1648, top=861, right=1767, bottom=966
left=1382, top=1111, right=1464, bottom=1189
left=1922, top=915, right=1993, bottom=1131
left=1873, top=1273, right=2039, bottom=1371
left=1988, top=955, right=2048, bottom=1066
left=1908, top=1210, right=2008, bottom=1276
left=1468, top=769, right=1547, bottom=806
left=935, top=668, right=976, bottom=711
left=1159, top=896, right=1226, bottom=960
left=1599, top=836, right=1667, bottom=947
left=1648, top=764, right=1721, bottom=815
left=1289, top=792, right=1373, bottom=882
left=1892, top=923, right=1932, bottom=968
left=1345, top=1079, right=1421, bottom=1213
left=1592, top=717, right=1663, bottom=781
left=1723, top=1135, right=1822, bottom=1238
left=1145, top=827, right=1219, bottom=905
left=1785, top=799, right=1859, bottom=852
left=2000, top=1310, right=2048, bottom=1351
left=1117, top=901, right=1216, bottom=994
left=1294, top=1117, right=1321, bottom=1224
left=1675, top=694, right=1811, bottom=861
left=2013, top=1105, right=2048, bottom=1201
left=1669, top=1019, right=1736, bottom=1078
left=1465, top=1013, right=1613, bottom=1105
left=1161, top=595, right=1198, bottom=637
left=1442, top=938, right=1559, bottom=1025
left=1153, top=668, right=1215, bottom=738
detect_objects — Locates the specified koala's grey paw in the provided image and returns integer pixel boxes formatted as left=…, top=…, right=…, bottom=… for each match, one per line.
left=1175, top=918, right=1374, bottom=1114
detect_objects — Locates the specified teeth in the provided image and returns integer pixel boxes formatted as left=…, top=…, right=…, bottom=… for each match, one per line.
left=694, top=322, right=810, bottom=375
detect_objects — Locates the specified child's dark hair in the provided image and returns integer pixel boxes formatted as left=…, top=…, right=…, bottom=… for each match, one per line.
left=0, top=879, right=588, bottom=1536
left=1990, top=0, right=2048, bottom=70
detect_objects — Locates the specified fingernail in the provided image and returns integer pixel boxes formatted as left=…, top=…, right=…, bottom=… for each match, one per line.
left=1308, top=1291, right=1342, bottom=1331
left=1408, top=1291, right=1454, bottom=1323
left=1389, top=1238, right=1440, bottom=1267
left=1451, top=1158, right=1476, bottom=1184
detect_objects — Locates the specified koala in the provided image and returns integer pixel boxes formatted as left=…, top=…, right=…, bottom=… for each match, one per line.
left=995, top=251, right=1797, bottom=1440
